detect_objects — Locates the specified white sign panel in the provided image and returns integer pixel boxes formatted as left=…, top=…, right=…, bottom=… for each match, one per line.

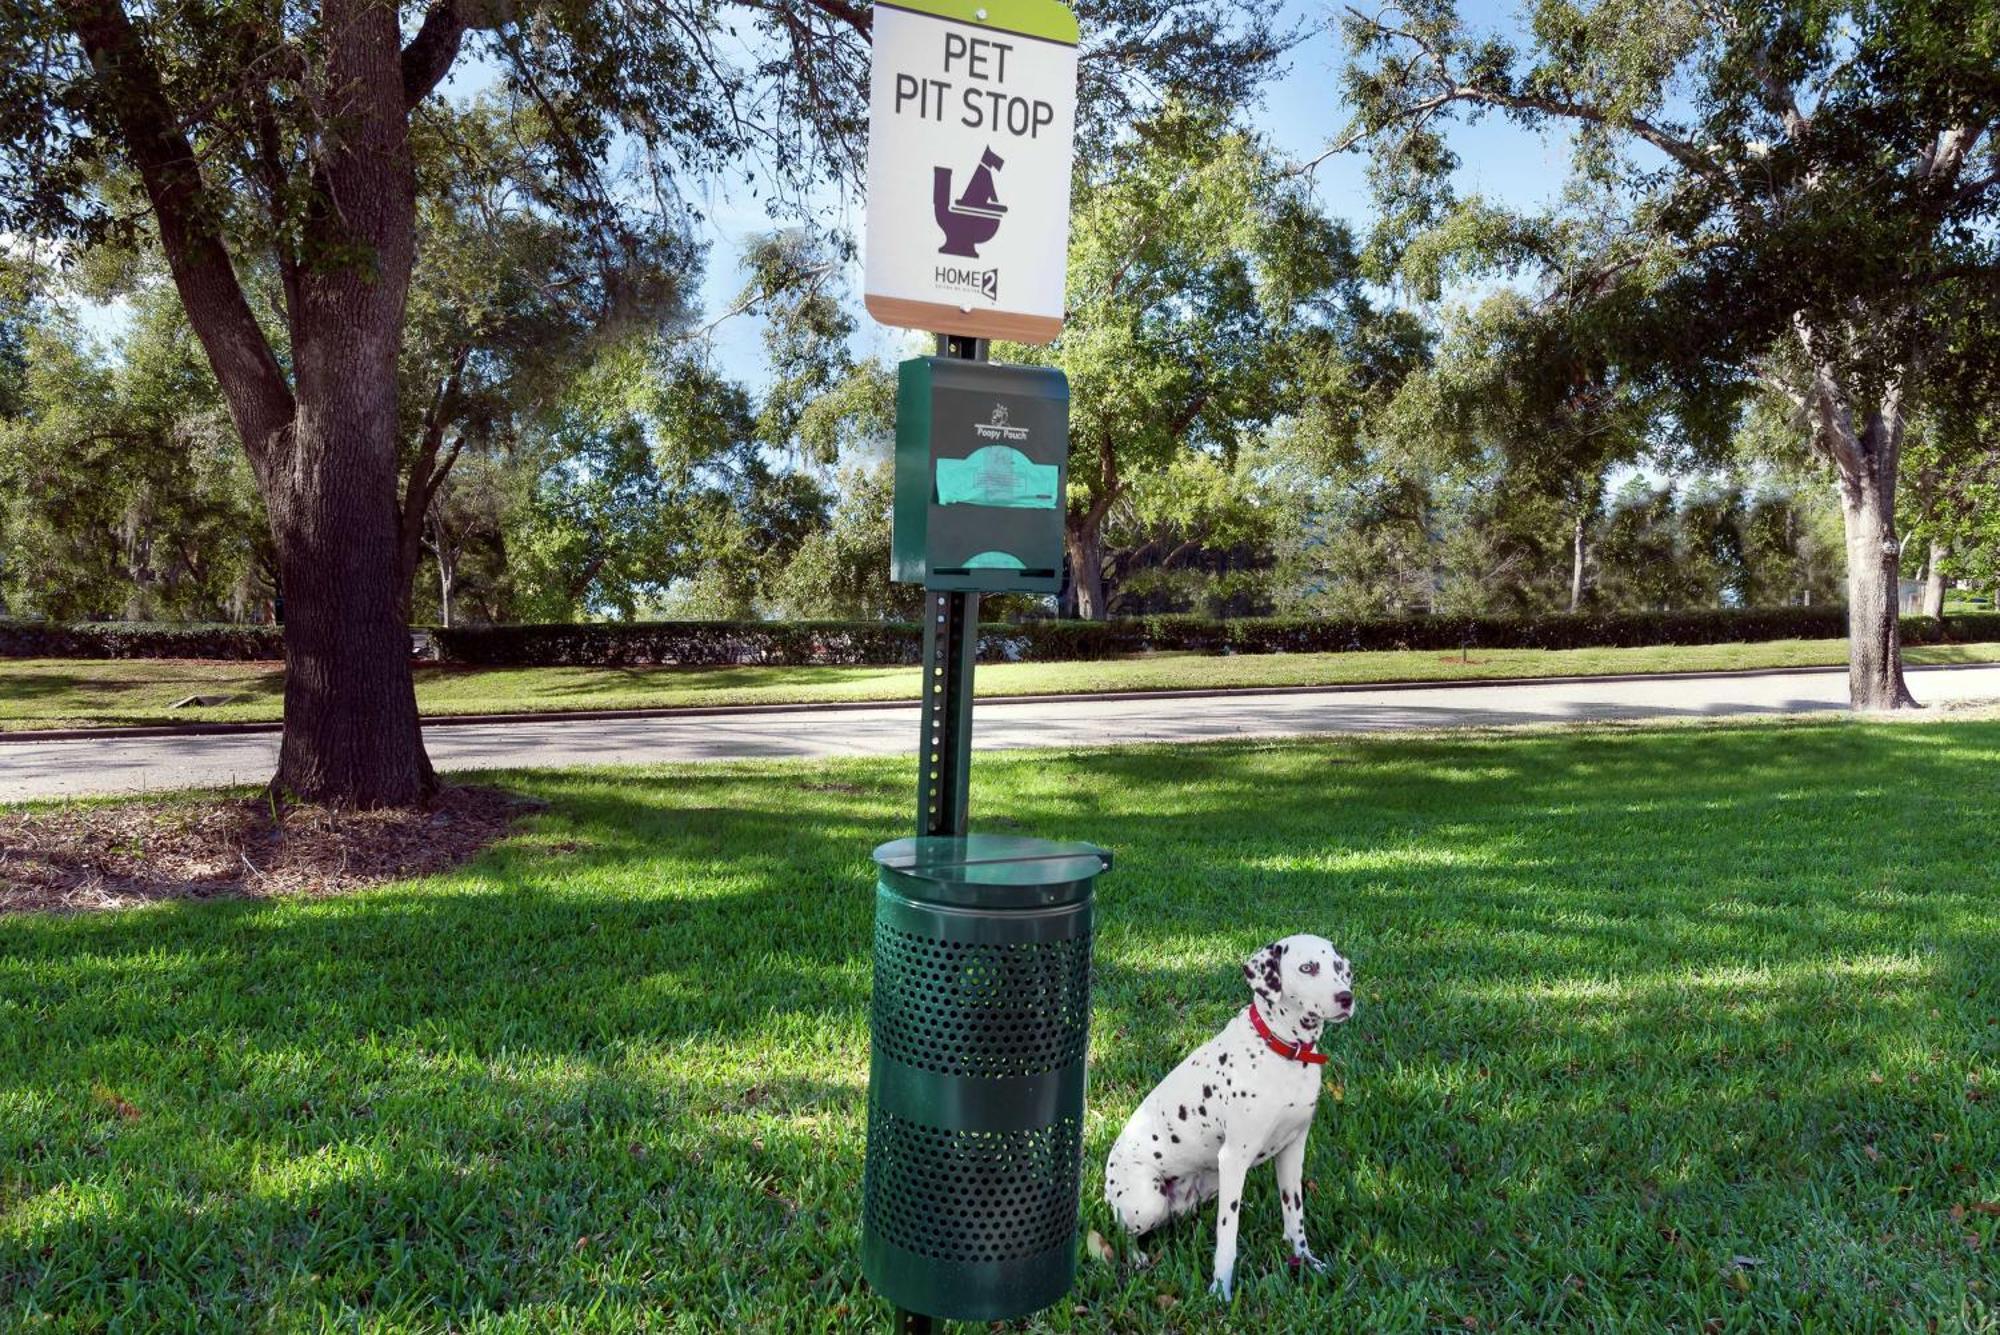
left=863, top=0, right=1078, bottom=345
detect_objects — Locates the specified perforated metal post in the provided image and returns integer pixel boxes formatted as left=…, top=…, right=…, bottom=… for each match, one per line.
left=914, top=334, right=987, bottom=842
left=916, top=590, right=978, bottom=839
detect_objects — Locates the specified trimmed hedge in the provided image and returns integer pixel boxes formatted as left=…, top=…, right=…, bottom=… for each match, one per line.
left=0, top=620, right=283, bottom=661
left=430, top=608, right=2000, bottom=668
left=429, top=620, right=928, bottom=668
left=11, top=608, right=1998, bottom=666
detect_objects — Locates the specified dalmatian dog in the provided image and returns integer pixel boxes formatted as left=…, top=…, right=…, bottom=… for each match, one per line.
left=1103, top=934, right=1355, bottom=1301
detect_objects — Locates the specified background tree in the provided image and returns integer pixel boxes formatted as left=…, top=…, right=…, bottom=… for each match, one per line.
left=1334, top=0, right=2000, bottom=708
left=762, top=359, right=932, bottom=622
left=0, top=293, right=270, bottom=620
left=393, top=98, right=699, bottom=624
left=0, top=0, right=1283, bottom=804
left=1904, top=401, right=2000, bottom=614
left=1015, top=101, right=1381, bottom=619
left=1373, top=286, right=1664, bottom=612
left=1098, top=448, right=1291, bottom=616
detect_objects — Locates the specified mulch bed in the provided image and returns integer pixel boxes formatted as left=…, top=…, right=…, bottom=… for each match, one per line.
left=0, top=785, right=539, bottom=915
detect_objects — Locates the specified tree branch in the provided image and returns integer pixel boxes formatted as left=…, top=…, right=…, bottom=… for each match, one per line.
left=61, top=0, right=295, bottom=462
left=402, top=0, right=532, bottom=107
left=1327, top=7, right=1726, bottom=181
left=792, top=0, right=870, bottom=37
left=397, top=346, right=470, bottom=597
left=402, top=0, right=470, bottom=107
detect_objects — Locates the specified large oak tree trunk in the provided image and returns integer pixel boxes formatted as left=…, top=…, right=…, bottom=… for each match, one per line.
left=269, top=425, right=433, bottom=803
left=1837, top=458, right=1918, bottom=712
left=1796, top=327, right=1919, bottom=712
left=266, top=0, right=434, bottom=804
left=61, top=0, right=468, bottom=806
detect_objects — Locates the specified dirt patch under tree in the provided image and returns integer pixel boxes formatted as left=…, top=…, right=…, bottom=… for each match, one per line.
left=0, top=785, right=538, bottom=915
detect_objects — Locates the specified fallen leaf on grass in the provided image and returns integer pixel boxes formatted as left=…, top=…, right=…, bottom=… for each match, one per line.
left=1154, top=1294, right=1178, bottom=1311
left=90, top=1085, right=141, bottom=1122
left=1966, top=1202, right=2000, bottom=1217
left=1085, top=1230, right=1114, bottom=1264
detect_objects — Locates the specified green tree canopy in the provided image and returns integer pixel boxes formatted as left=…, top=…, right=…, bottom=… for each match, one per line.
left=0, top=290, right=267, bottom=620
left=1006, top=100, right=1402, bottom=618
left=1332, top=0, right=2000, bottom=708
left=0, top=0, right=1286, bottom=803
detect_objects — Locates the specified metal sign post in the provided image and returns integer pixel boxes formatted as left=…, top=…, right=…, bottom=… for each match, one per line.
left=861, top=5, right=1083, bottom=1330
left=915, top=335, right=985, bottom=840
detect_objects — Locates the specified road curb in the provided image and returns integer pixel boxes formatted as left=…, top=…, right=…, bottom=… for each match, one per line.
left=4, top=659, right=1995, bottom=745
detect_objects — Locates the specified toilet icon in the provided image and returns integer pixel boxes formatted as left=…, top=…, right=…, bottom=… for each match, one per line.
left=934, top=147, right=1008, bottom=258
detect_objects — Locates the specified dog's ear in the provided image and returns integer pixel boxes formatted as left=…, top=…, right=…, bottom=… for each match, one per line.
left=1242, top=940, right=1287, bottom=1005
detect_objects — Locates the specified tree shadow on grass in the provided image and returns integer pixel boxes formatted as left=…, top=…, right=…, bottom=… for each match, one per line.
left=0, top=1067, right=874, bottom=1329
left=0, top=719, right=1995, bottom=1328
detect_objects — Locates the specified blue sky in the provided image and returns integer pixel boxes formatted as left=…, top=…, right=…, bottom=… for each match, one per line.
left=76, top=2, right=1574, bottom=385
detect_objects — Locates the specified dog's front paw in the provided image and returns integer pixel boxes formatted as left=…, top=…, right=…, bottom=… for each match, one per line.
left=1289, top=1246, right=1330, bottom=1275
left=1208, top=1272, right=1234, bottom=1303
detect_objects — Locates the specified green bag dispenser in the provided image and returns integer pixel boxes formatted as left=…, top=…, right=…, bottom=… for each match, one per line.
left=891, top=357, right=1069, bottom=594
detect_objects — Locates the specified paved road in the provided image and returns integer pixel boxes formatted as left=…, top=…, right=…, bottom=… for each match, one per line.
left=5, top=664, right=1998, bottom=802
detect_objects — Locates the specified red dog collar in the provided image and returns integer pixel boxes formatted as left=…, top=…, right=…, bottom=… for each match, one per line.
left=1248, top=1004, right=1327, bottom=1065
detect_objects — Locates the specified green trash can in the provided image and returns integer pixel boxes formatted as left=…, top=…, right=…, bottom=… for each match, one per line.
left=862, top=834, right=1112, bottom=1324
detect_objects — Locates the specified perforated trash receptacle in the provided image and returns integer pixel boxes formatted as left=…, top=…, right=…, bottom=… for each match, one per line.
left=862, top=834, right=1112, bottom=1323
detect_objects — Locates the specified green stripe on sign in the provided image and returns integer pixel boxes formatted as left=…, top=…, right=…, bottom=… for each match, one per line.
left=963, top=551, right=1029, bottom=570
left=934, top=446, right=1060, bottom=509
left=874, top=0, right=1080, bottom=45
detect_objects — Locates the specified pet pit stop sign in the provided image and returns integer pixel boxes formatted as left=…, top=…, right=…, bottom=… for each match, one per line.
left=863, top=0, right=1079, bottom=344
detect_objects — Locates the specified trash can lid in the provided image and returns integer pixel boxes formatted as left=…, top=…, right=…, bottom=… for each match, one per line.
left=872, top=834, right=1111, bottom=909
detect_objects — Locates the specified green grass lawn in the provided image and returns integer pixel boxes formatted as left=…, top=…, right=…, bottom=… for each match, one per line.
left=7, top=637, right=2000, bottom=731
left=3, top=719, right=1998, bottom=1329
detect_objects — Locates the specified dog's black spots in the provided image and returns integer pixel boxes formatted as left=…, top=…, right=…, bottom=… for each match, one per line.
left=1256, top=942, right=1286, bottom=999
left=1203, top=1085, right=1213, bottom=1099
left=1178, top=1106, right=1187, bottom=1121
left=1198, top=1105, right=1208, bottom=1117
left=1170, top=1134, right=1180, bottom=1144
left=1150, top=1134, right=1158, bottom=1141
left=1218, top=1053, right=1228, bottom=1065
left=1154, top=1151, right=1163, bottom=1160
